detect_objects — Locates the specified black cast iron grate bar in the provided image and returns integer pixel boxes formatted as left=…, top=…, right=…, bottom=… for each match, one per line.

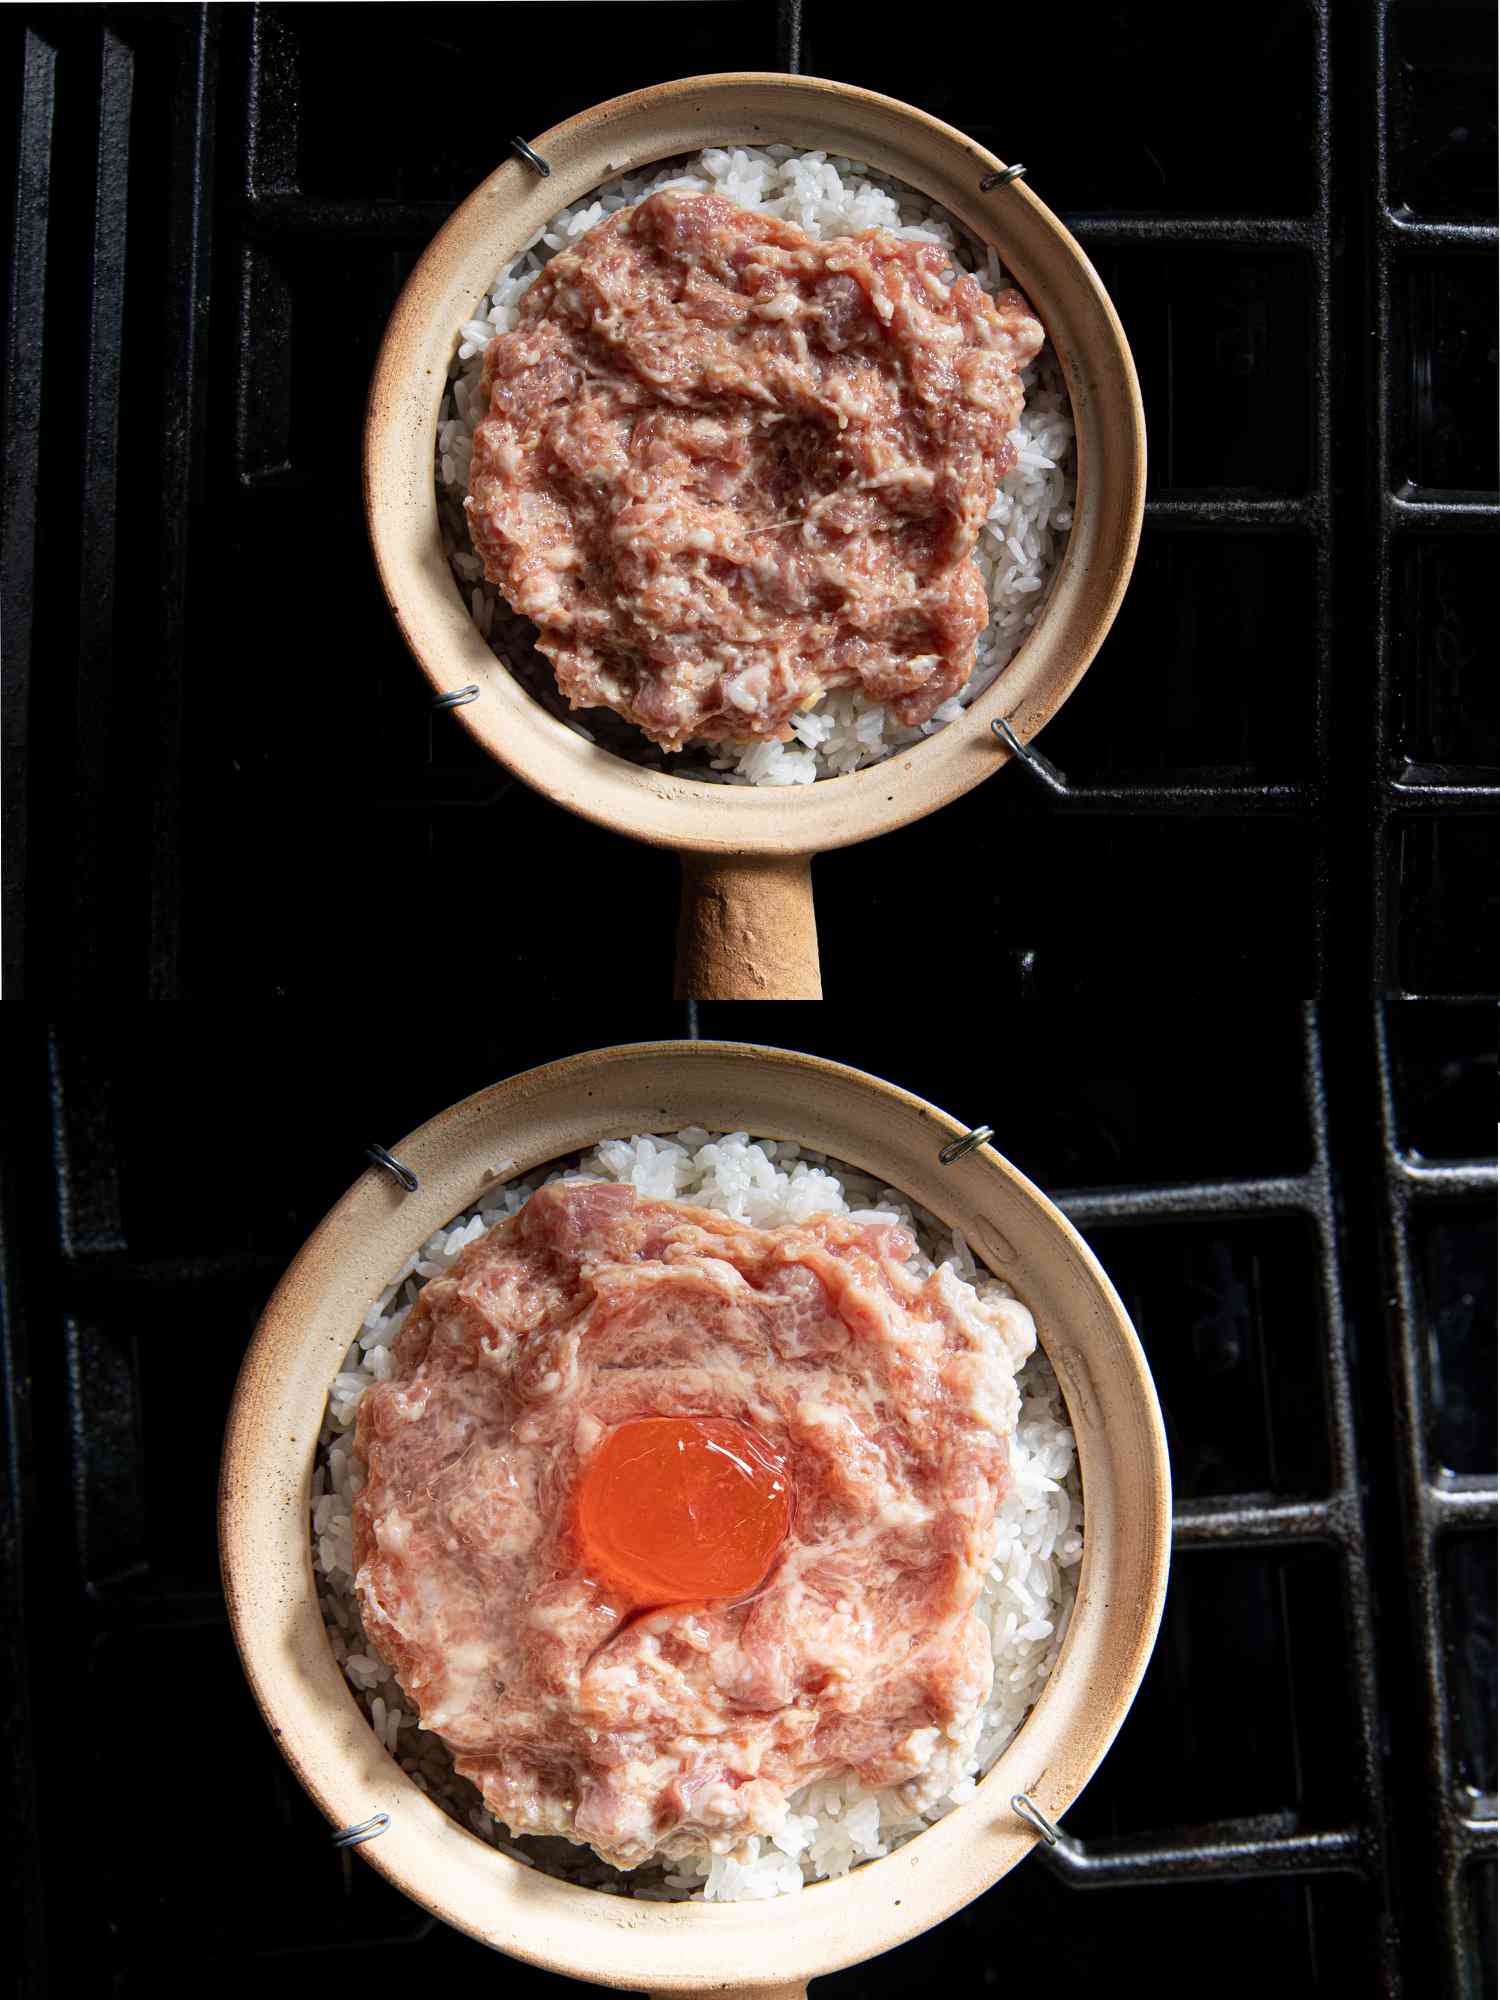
left=148, top=9, right=218, bottom=999
left=1397, top=1161, right=1499, bottom=1198
left=46, top=1032, right=126, bottom=1259
left=1041, top=1820, right=1365, bottom=1888
left=1429, top=1483, right=1499, bottom=1532
left=40, top=1248, right=290, bottom=1299
left=1064, top=215, right=1323, bottom=248
left=1170, top=1493, right=1343, bottom=1547
left=1002, top=785, right=1500, bottom=851
left=243, top=4, right=292, bottom=196
left=1384, top=493, right=1500, bottom=529
left=1388, top=781, right=1500, bottom=810
left=70, top=25, right=133, bottom=1001
left=0, top=1037, right=52, bottom=1993
left=1307, top=0, right=1337, bottom=895
left=777, top=0, right=800, bottom=72
left=1058, top=1174, right=1326, bottom=1225
left=238, top=191, right=453, bottom=240
left=1383, top=215, right=1498, bottom=251
left=990, top=781, right=1312, bottom=815
left=1142, top=495, right=1323, bottom=530
left=0, top=28, right=56, bottom=1001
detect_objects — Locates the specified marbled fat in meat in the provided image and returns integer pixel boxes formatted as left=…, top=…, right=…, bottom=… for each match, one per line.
left=352, top=1179, right=1036, bottom=1869
left=464, top=192, right=1046, bottom=750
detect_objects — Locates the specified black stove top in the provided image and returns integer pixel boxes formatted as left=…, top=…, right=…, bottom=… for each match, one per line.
left=2, top=1000, right=1495, bottom=1996
left=3, top=0, right=1497, bottom=1002
left=2, top=3, right=1496, bottom=1996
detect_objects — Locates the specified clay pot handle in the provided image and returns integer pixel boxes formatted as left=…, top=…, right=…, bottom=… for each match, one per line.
left=675, top=855, right=822, bottom=1001
left=647, top=1989, right=808, bottom=2000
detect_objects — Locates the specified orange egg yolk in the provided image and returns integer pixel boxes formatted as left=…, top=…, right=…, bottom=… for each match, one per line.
left=575, top=1416, right=792, bottom=1611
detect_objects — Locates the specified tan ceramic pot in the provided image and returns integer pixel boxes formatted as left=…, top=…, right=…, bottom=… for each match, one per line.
left=220, top=1041, right=1170, bottom=1997
left=365, top=77, right=1146, bottom=1000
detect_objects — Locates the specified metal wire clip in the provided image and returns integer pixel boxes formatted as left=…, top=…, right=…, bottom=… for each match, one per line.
left=509, top=136, right=552, bottom=177
left=992, top=716, right=1071, bottom=797
left=365, top=1144, right=419, bottom=1193
left=1012, top=1793, right=1060, bottom=1846
left=980, top=163, right=1028, bottom=192
left=938, top=1125, right=994, bottom=1165
left=432, top=684, right=480, bottom=712
left=332, top=1813, right=390, bottom=1850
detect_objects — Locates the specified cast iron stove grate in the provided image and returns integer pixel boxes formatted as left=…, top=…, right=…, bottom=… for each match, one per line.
left=1, top=1, right=1497, bottom=1993
left=2, top=0, right=1497, bottom=1002
left=2, top=999, right=1495, bottom=1995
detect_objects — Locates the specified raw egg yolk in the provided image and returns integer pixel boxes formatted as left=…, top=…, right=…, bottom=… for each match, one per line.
left=576, top=1416, right=792, bottom=1610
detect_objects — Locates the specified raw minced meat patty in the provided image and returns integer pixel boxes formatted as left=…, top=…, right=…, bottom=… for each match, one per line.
left=352, top=1178, right=1036, bottom=1870
left=464, top=190, right=1045, bottom=751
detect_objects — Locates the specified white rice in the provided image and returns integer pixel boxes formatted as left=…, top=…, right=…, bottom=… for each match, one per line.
left=312, top=1130, right=1083, bottom=1901
left=434, top=146, right=1077, bottom=785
